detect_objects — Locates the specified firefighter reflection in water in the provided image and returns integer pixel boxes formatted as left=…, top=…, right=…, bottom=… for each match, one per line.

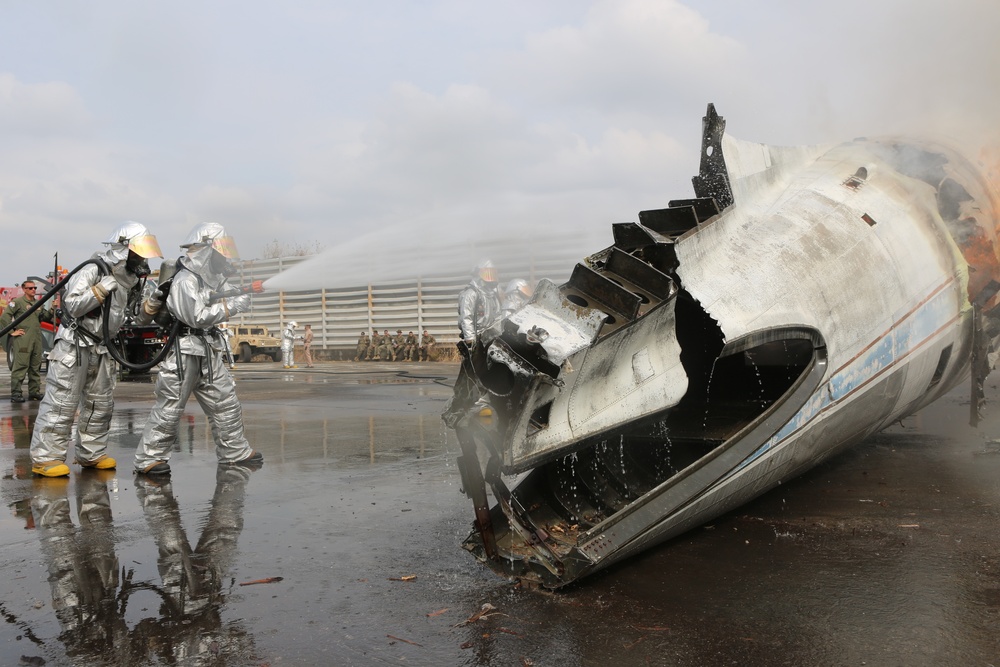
left=28, top=464, right=260, bottom=663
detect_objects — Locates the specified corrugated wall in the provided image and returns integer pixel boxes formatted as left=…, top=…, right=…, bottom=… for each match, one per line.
left=227, top=254, right=575, bottom=352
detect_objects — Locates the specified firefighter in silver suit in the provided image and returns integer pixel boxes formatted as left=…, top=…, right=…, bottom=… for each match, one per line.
left=281, top=320, right=301, bottom=368
left=457, top=260, right=501, bottom=345
left=501, top=278, right=533, bottom=318
left=133, top=222, right=261, bottom=476
left=442, top=260, right=502, bottom=427
left=31, top=221, right=163, bottom=477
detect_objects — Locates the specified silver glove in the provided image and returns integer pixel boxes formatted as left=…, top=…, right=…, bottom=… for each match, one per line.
left=225, top=293, right=251, bottom=315
left=143, top=289, right=164, bottom=315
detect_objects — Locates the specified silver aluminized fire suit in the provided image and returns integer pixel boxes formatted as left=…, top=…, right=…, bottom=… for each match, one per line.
left=457, top=277, right=501, bottom=344
left=501, top=278, right=532, bottom=318
left=442, top=262, right=502, bottom=427
left=31, top=472, right=126, bottom=658
left=31, top=250, right=141, bottom=468
left=280, top=321, right=301, bottom=368
left=130, top=465, right=258, bottom=659
left=133, top=228, right=255, bottom=472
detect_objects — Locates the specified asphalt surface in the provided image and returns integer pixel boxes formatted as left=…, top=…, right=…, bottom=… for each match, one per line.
left=1, top=360, right=999, bottom=666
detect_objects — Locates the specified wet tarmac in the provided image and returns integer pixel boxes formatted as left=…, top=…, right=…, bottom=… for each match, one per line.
left=1, top=361, right=999, bottom=666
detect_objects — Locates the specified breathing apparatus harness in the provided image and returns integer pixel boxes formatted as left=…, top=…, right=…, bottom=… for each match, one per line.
left=145, top=256, right=262, bottom=381
left=2, top=253, right=263, bottom=373
left=0, top=257, right=179, bottom=373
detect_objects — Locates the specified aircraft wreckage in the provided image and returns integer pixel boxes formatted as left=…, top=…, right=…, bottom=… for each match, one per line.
left=445, top=104, right=1000, bottom=588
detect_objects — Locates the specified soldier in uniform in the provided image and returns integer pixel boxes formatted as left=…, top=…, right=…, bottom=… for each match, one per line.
left=377, top=329, right=393, bottom=360
left=419, top=329, right=437, bottom=361
left=355, top=330, right=370, bottom=361
left=392, top=329, right=406, bottom=361
left=367, top=330, right=381, bottom=361
left=0, top=280, right=54, bottom=402
left=404, top=331, right=418, bottom=361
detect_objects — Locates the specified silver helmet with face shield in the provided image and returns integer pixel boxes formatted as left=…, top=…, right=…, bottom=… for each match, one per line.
left=181, top=222, right=240, bottom=276
left=103, top=221, right=163, bottom=276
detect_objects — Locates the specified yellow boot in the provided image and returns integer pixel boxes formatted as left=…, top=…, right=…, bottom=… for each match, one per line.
left=32, top=461, right=70, bottom=477
left=77, top=455, right=117, bottom=470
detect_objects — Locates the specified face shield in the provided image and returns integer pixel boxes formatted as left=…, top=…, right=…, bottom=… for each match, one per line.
left=475, top=260, right=498, bottom=286
left=182, top=223, right=240, bottom=276
left=104, top=222, right=162, bottom=268
left=128, top=233, right=163, bottom=260
left=210, top=234, right=240, bottom=260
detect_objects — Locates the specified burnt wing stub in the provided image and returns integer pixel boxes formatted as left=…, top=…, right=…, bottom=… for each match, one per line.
left=692, top=103, right=734, bottom=209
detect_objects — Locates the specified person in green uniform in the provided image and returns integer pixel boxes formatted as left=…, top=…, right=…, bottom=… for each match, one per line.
left=404, top=330, right=418, bottom=361
left=355, top=331, right=370, bottom=361
left=0, top=280, right=54, bottom=403
left=419, top=329, right=437, bottom=361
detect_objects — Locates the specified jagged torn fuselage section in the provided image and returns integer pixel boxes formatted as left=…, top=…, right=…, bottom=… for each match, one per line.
left=449, top=104, right=1000, bottom=588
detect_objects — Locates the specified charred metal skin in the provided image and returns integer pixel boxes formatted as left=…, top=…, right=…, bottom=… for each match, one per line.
left=448, top=104, right=1000, bottom=588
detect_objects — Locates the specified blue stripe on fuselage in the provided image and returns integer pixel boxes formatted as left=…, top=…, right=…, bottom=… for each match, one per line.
left=735, top=281, right=957, bottom=471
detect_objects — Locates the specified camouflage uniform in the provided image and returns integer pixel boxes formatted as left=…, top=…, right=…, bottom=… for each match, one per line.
left=404, top=331, right=418, bottom=361
left=419, top=331, right=436, bottom=361
left=392, top=330, right=406, bottom=360
left=0, top=291, right=53, bottom=400
left=377, top=330, right=393, bottom=360
left=366, top=332, right=381, bottom=361
left=356, top=332, right=370, bottom=361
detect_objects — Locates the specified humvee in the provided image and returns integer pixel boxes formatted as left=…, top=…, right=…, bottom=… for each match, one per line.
left=229, top=325, right=281, bottom=362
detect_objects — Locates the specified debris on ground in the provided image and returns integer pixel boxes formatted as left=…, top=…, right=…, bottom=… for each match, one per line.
left=453, top=602, right=501, bottom=627
left=238, top=577, right=284, bottom=586
left=386, top=634, right=422, bottom=647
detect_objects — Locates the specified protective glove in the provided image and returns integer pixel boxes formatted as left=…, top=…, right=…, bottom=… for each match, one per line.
left=143, top=289, right=164, bottom=316
left=225, top=293, right=251, bottom=315
left=99, top=276, right=119, bottom=293
left=92, top=275, right=120, bottom=303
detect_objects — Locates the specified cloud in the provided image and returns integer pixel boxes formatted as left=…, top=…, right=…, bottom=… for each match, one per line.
left=3, top=1, right=999, bottom=288
left=0, top=73, right=93, bottom=138
left=494, top=0, right=747, bottom=116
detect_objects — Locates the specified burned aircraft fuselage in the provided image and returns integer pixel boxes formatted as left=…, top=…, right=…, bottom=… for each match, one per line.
left=448, top=104, right=1000, bottom=588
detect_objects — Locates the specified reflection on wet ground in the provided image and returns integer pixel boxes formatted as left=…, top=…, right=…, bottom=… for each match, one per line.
left=1, top=363, right=999, bottom=666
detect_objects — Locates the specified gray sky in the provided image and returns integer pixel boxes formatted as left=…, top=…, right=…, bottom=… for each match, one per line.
left=2, top=0, right=999, bottom=287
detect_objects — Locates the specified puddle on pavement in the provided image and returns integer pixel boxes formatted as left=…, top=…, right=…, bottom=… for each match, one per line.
left=1, top=378, right=999, bottom=665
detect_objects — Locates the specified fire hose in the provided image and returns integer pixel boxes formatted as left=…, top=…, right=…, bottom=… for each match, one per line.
left=1, top=259, right=263, bottom=373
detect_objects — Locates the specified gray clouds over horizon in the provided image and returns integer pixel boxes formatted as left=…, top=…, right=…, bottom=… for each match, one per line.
left=1, top=0, right=998, bottom=285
